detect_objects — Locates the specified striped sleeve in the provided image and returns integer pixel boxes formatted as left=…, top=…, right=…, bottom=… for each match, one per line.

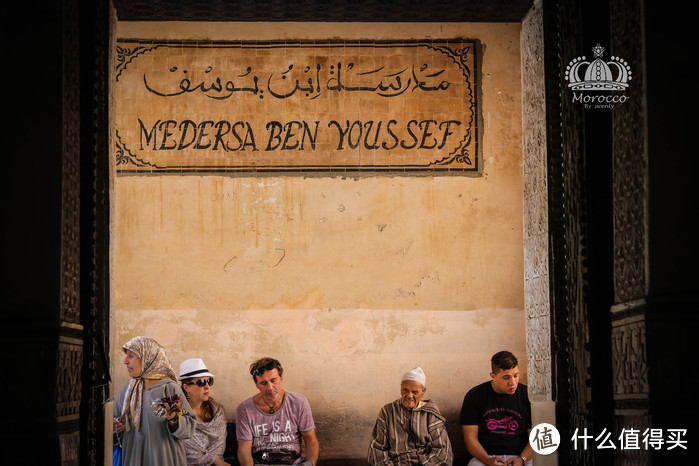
left=421, top=413, right=453, bottom=465
left=368, top=404, right=398, bottom=465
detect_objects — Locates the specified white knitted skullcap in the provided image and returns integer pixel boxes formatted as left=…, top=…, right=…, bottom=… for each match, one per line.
left=401, top=366, right=426, bottom=387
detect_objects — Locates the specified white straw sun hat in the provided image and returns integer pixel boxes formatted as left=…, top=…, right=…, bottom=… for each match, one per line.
left=178, top=358, right=215, bottom=380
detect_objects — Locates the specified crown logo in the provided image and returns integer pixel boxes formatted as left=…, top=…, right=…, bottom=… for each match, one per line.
left=565, top=44, right=631, bottom=91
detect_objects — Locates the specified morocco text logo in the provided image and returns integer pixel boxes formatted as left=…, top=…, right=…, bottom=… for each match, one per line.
left=565, top=44, right=632, bottom=109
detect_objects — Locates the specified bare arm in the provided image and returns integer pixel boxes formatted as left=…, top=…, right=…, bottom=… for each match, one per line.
left=462, top=425, right=505, bottom=466
left=522, top=428, right=534, bottom=460
left=237, top=440, right=254, bottom=466
left=504, top=429, right=534, bottom=466
left=301, top=430, right=320, bottom=466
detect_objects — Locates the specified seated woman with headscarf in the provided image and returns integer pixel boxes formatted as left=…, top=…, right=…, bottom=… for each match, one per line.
left=178, top=358, right=230, bottom=466
left=113, top=335, right=196, bottom=465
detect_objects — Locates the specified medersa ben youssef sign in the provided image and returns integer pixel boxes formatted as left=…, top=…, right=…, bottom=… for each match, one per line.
left=115, top=39, right=479, bottom=173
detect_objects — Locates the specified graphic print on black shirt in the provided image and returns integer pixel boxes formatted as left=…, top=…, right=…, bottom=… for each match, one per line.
left=460, top=381, right=532, bottom=456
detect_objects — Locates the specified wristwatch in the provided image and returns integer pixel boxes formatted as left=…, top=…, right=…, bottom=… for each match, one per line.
left=520, top=455, right=528, bottom=464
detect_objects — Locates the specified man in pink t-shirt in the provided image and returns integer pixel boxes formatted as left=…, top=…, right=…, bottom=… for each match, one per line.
left=236, top=357, right=319, bottom=466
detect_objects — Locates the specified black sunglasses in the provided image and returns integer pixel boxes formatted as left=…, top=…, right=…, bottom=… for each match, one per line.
left=187, top=377, right=214, bottom=387
left=251, top=360, right=280, bottom=377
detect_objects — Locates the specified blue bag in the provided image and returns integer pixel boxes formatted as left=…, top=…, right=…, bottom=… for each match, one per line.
left=113, top=444, right=122, bottom=466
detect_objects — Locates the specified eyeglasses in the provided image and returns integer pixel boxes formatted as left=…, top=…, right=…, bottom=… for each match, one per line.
left=187, top=377, right=214, bottom=387
left=251, top=360, right=281, bottom=377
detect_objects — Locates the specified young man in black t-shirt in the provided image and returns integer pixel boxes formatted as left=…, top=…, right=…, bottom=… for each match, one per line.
left=460, top=351, right=533, bottom=466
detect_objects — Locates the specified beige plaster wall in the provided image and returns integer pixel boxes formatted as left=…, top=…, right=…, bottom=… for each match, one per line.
left=113, top=22, right=524, bottom=460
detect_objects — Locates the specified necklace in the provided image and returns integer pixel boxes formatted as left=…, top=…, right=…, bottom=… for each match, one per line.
left=260, top=391, right=283, bottom=414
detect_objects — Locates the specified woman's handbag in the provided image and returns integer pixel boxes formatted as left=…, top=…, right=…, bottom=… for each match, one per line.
left=113, top=430, right=123, bottom=466
left=113, top=444, right=123, bottom=466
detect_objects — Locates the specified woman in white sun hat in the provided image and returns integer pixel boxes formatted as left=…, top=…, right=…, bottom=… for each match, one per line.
left=179, top=358, right=230, bottom=466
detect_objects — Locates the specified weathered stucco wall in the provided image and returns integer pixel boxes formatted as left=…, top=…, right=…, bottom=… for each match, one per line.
left=113, top=22, right=524, bottom=460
